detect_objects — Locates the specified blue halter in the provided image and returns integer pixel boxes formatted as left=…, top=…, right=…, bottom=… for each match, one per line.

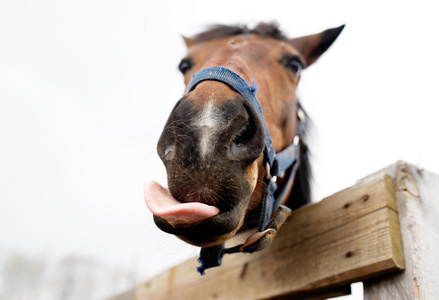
left=185, top=66, right=302, bottom=274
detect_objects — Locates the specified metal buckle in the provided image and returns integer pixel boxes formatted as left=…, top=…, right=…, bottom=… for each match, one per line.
left=238, top=205, right=292, bottom=253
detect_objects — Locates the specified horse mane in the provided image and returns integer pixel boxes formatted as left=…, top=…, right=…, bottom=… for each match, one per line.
left=192, top=22, right=313, bottom=208
left=191, top=22, right=288, bottom=44
left=288, top=101, right=312, bottom=208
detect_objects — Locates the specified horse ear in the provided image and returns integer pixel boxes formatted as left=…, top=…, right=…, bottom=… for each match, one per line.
left=290, top=25, right=345, bottom=67
left=182, top=36, right=195, bottom=48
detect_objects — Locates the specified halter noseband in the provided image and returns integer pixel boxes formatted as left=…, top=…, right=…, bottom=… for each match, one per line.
left=185, top=66, right=303, bottom=275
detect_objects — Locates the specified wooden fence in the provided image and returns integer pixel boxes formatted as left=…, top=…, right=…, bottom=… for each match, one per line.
left=134, top=161, right=438, bottom=299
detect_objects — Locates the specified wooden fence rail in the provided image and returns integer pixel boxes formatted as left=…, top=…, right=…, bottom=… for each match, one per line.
left=133, top=161, right=438, bottom=299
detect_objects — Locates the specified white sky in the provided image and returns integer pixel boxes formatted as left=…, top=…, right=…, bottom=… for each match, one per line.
left=1, top=0, right=438, bottom=298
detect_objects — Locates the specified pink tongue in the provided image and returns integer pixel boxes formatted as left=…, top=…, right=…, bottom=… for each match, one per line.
left=144, top=180, right=220, bottom=226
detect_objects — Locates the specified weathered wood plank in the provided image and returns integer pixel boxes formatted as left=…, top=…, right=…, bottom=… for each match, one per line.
left=137, top=173, right=404, bottom=300
left=363, top=161, right=439, bottom=299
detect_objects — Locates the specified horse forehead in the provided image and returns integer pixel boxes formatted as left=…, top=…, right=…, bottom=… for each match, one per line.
left=189, top=35, right=281, bottom=63
left=206, top=34, right=279, bottom=48
left=188, top=36, right=296, bottom=85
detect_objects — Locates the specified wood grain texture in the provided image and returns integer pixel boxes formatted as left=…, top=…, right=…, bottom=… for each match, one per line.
left=137, top=172, right=405, bottom=300
left=363, top=161, right=439, bottom=299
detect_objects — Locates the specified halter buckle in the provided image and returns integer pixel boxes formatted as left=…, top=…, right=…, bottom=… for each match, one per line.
left=265, top=162, right=271, bottom=180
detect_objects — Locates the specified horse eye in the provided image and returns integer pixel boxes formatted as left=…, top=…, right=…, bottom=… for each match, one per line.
left=282, top=57, right=303, bottom=77
left=178, top=58, right=193, bottom=74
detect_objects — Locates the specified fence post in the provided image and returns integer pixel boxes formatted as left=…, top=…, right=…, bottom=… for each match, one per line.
left=362, top=161, right=439, bottom=299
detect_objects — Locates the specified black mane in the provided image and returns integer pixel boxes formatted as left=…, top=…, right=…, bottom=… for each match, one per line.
left=191, top=22, right=288, bottom=43
left=288, top=101, right=312, bottom=208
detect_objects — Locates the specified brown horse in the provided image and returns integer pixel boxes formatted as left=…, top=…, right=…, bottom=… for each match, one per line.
left=145, top=23, right=343, bottom=266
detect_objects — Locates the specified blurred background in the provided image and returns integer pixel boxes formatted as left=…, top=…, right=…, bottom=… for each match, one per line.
left=1, top=0, right=438, bottom=299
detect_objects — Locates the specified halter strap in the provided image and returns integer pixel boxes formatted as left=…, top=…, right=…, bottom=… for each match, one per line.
left=185, top=66, right=302, bottom=275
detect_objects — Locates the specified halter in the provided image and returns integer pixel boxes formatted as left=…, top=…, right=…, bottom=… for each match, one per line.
left=185, top=66, right=303, bottom=275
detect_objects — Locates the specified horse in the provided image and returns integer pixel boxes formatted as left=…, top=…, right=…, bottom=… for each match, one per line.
left=144, top=22, right=344, bottom=273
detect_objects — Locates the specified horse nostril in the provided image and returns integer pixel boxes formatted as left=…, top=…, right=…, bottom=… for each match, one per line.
left=232, top=124, right=252, bottom=147
left=163, top=145, right=175, bottom=160
left=228, top=103, right=265, bottom=164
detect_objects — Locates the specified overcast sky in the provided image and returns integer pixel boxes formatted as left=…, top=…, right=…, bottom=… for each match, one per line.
left=1, top=0, right=438, bottom=298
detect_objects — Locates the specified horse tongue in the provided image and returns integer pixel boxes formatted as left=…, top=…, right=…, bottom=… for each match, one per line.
left=144, top=180, right=220, bottom=226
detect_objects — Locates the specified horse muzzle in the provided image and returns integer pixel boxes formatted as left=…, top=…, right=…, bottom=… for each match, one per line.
left=145, top=80, right=266, bottom=247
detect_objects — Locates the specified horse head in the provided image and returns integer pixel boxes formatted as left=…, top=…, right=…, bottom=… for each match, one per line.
left=145, top=23, right=344, bottom=249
